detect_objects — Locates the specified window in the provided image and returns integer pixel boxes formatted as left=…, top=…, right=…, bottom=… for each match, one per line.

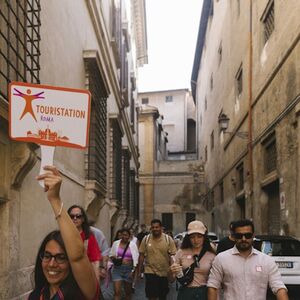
left=263, top=135, right=277, bottom=174
left=236, top=163, right=244, bottom=191
left=141, top=97, right=149, bottom=104
left=261, top=0, right=274, bottom=44
left=210, top=74, right=213, bottom=90
left=85, top=57, right=108, bottom=191
left=236, top=66, right=243, bottom=96
left=237, top=0, right=240, bottom=16
left=186, top=213, right=196, bottom=230
left=218, top=43, right=222, bottom=66
left=162, top=213, right=173, bottom=231
left=205, top=146, right=208, bottom=162
left=0, top=1, right=41, bottom=100
left=165, top=95, right=173, bottom=103
left=210, top=130, right=214, bottom=150
left=205, top=97, right=207, bottom=111
left=111, top=119, right=123, bottom=205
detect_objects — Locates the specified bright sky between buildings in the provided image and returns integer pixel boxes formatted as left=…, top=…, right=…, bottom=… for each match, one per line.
left=138, top=0, right=203, bottom=92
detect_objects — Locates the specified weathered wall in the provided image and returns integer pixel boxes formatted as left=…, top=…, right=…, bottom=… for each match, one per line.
left=194, top=0, right=300, bottom=238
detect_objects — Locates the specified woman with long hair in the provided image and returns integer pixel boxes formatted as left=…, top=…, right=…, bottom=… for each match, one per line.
left=170, top=221, right=216, bottom=300
left=67, top=205, right=101, bottom=281
left=28, top=166, right=99, bottom=299
left=109, top=228, right=139, bottom=300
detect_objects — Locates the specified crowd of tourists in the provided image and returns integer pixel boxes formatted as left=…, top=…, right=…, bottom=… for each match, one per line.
left=29, top=166, right=289, bottom=300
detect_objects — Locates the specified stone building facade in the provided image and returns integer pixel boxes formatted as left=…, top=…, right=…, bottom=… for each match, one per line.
left=192, top=0, right=300, bottom=238
left=138, top=89, right=196, bottom=154
left=0, top=0, right=147, bottom=298
left=138, top=97, right=208, bottom=234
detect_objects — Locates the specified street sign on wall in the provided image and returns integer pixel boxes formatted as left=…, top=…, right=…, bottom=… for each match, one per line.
left=9, top=82, right=91, bottom=149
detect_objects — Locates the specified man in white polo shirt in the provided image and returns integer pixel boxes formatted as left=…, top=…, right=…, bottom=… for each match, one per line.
left=207, top=219, right=289, bottom=300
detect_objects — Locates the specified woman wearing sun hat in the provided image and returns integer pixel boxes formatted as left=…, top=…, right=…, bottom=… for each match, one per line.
left=170, top=220, right=216, bottom=299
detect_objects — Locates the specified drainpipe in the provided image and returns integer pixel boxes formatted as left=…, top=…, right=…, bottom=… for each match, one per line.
left=248, top=0, right=254, bottom=218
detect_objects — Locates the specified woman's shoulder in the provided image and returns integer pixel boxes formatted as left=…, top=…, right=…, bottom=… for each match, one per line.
left=177, top=248, right=193, bottom=256
left=204, top=250, right=216, bottom=260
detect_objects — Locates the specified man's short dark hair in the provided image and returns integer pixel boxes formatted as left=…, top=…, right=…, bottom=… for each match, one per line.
left=232, top=219, right=254, bottom=233
left=151, top=219, right=162, bottom=226
left=229, top=220, right=236, bottom=232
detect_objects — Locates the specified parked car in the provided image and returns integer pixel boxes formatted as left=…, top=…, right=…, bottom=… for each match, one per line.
left=253, top=235, right=300, bottom=287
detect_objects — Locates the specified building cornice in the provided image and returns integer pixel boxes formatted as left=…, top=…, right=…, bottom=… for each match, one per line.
left=86, top=0, right=139, bottom=166
left=131, top=0, right=148, bottom=66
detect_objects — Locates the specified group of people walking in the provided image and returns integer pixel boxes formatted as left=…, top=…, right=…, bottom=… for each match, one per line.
left=28, top=166, right=289, bottom=300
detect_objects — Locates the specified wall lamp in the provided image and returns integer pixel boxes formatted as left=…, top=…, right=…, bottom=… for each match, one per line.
left=218, top=113, right=248, bottom=139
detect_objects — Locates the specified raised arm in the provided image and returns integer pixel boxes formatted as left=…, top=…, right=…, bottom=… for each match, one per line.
left=37, top=166, right=98, bottom=300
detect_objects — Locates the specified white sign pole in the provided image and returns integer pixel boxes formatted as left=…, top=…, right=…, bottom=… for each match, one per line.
left=39, top=145, right=56, bottom=187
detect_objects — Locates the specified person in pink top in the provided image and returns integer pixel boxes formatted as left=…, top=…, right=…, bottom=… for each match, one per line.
left=170, top=220, right=216, bottom=299
left=110, top=228, right=139, bottom=300
left=207, top=219, right=289, bottom=300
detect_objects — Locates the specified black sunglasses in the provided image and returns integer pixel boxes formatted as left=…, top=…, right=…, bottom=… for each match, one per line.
left=40, top=251, right=68, bottom=264
left=69, top=214, right=83, bottom=220
left=233, top=232, right=253, bottom=239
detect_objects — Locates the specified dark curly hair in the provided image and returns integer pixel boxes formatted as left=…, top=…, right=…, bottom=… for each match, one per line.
left=181, top=233, right=215, bottom=254
left=67, top=205, right=91, bottom=238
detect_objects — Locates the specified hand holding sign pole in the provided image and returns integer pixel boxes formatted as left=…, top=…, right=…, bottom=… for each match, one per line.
left=9, top=82, right=91, bottom=187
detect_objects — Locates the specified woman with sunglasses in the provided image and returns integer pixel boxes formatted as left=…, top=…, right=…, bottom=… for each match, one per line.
left=170, top=221, right=216, bottom=300
left=67, top=205, right=102, bottom=281
left=109, top=228, right=139, bottom=300
left=28, top=166, right=99, bottom=299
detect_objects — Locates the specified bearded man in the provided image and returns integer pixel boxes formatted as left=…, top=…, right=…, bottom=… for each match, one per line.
left=207, top=219, right=289, bottom=300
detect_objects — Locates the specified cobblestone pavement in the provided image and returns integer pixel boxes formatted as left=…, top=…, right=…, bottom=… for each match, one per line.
left=101, top=277, right=178, bottom=300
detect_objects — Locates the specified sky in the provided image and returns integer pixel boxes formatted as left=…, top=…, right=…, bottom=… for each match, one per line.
left=138, top=0, right=203, bottom=92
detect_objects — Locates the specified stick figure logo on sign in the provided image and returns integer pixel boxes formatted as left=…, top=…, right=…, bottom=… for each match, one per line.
left=9, top=82, right=91, bottom=187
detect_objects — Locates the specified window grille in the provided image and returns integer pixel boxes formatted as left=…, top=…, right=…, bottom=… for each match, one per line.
left=122, top=149, right=130, bottom=209
left=85, top=62, right=107, bottom=191
left=0, top=0, right=41, bottom=100
left=262, top=1, right=274, bottom=43
left=111, top=120, right=122, bottom=204
left=129, top=169, right=136, bottom=217
left=264, top=139, right=277, bottom=174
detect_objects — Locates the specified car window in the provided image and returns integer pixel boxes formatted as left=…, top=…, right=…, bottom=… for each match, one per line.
left=260, top=240, right=300, bottom=256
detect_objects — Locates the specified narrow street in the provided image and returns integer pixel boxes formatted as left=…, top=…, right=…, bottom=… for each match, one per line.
left=102, top=278, right=178, bottom=300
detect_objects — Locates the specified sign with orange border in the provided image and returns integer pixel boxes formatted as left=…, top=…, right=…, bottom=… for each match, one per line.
left=9, top=82, right=91, bottom=149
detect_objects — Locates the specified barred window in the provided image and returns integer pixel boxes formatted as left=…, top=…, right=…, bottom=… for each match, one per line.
left=264, top=138, right=277, bottom=174
left=261, top=0, right=274, bottom=44
left=85, top=59, right=108, bottom=191
left=111, top=119, right=122, bottom=204
left=0, top=0, right=41, bottom=100
left=122, top=149, right=130, bottom=209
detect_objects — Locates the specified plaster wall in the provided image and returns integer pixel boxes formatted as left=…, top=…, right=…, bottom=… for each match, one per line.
left=195, top=0, right=300, bottom=236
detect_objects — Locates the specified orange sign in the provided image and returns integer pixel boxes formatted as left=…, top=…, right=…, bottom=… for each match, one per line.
left=9, top=82, right=91, bottom=149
